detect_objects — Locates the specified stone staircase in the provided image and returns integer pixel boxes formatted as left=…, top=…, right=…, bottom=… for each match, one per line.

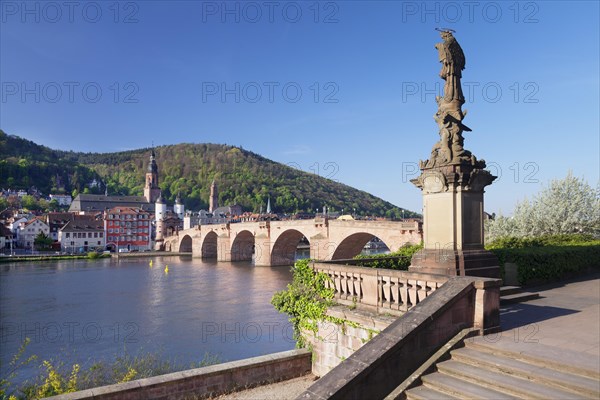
left=405, top=339, right=600, bottom=399
left=500, top=285, right=540, bottom=305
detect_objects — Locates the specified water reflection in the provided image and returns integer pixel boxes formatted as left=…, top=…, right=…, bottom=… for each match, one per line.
left=0, top=257, right=294, bottom=385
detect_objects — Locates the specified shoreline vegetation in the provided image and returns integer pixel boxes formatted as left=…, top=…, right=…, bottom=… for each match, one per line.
left=0, top=338, right=220, bottom=400
left=0, top=253, right=111, bottom=263
left=0, top=252, right=193, bottom=264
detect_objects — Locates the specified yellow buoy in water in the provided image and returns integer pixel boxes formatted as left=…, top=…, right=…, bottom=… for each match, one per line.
left=149, top=260, right=153, bottom=267
left=164, top=265, right=169, bottom=274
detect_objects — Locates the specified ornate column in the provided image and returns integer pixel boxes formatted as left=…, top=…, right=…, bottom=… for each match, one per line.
left=409, top=30, right=500, bottom=278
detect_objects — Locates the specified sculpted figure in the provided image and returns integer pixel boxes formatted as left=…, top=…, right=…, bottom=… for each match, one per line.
left=435, top=29, right=465, bottom=105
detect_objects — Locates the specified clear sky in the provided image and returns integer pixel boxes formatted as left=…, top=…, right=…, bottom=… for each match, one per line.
left=1, top=0, right=598, bottom=214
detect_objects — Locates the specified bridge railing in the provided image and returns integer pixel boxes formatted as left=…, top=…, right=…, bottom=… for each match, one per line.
left=312, top=262, right=448, bottom=315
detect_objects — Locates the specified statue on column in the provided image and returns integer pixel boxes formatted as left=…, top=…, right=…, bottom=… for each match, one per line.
left=422, top=29, right=484, bottom=169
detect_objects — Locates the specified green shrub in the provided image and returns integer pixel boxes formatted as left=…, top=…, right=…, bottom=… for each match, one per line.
left=0, top=339, right=219, bottom=399
left=487, top=234, right=600, bottom=285
left=353, top=243, right=423, bottom=270
left=271, top=259, right=334, bottom=347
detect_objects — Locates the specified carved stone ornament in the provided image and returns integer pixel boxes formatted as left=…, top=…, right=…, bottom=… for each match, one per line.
left=465, top=168, right=496, bottom=191
left=412, top=170, right=448, bottom=193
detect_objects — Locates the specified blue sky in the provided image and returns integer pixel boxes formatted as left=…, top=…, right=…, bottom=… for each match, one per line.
left=1, top=1, right=598, bottom=214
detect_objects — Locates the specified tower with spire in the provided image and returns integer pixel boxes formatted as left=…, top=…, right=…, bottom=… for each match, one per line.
left=209, top=179, right=218, bottom=212
left=144, top=149, right=161, bottom=203
left=174, top=192, right=185, bottom=220
left=155, top=193, right=167, bottom=242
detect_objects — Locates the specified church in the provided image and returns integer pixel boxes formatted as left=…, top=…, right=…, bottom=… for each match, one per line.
left=68, top=149, right=184, bottom=248
left=69, top=149, right=162, bottom=213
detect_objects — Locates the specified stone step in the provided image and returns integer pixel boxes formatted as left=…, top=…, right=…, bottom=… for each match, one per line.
left=500, top=285, right=523, bottom=296
left=500, top=291, right=540, bottom=305
left=420, top=372, right=520, bottom=399
left=436, top=360, right=589, bottom=399
left=404, top=385, right=461, bottom=400
left=451, top=346, right=600, bottom=398
left=465, top=338, right=600, bottom=380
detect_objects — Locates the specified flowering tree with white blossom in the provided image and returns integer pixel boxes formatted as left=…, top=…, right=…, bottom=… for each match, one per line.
left=486, top=172, right=600, bottom=242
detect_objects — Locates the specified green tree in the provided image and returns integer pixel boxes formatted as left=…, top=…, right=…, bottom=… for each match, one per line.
left=34, top=232, right=53, bottom=250
left=21, top=195, right=41, bottom=211
left=48, top=199, right=60, bottom=211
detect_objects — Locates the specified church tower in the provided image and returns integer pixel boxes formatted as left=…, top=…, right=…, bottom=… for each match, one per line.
left=144, top=149, right=161, bottom=203
left=209, top=179, right=218, bottom=212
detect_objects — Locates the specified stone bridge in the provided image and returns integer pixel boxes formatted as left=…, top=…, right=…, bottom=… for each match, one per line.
left=162, top=218, right=422, bottom=266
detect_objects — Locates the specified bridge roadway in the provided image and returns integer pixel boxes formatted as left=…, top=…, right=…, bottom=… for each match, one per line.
left=161, top=217, right=422, bottom=266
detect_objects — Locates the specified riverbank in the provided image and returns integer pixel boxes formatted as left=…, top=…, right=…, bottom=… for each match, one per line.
left=112, top=251, right=192, bottom=258
left=0, top=253, right=111, bottom=263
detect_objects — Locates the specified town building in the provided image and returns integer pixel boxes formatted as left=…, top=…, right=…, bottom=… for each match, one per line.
left=49, top=194, right=73, bottom=206
left=183, top=210, right=228, bottom=229
left=0, top=224, right=13, bottom=251
left=17, top=218, right=50, bottom=249
left=69, top=194, right=153, bottom=214
left=104, top=207, right=152, bottom=252
left=58, top=217, right=105, bottom=254
left=46, top=212, right=77, bottom=241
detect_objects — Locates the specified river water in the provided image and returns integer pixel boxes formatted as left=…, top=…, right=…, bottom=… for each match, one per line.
left=0, top=256, right=295, bottom=385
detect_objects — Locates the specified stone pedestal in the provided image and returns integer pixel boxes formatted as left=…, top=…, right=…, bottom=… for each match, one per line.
left=409, top=164, right=500, bottom=278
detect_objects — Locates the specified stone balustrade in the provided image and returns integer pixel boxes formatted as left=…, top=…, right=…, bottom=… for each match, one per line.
left=312, top=262, right=448, bottom=315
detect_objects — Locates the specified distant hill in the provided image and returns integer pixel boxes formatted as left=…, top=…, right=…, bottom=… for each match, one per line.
left=0, top=130, right=418, bottom=218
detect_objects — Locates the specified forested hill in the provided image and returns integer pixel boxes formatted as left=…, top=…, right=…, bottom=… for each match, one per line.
left=0, top=130, right=418, bottom=218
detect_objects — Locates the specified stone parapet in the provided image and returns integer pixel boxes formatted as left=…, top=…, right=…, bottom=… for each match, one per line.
left=313, top=262, right=449, bottom=315
left=46, top=349, right=311, bottom=400
left=298, top=275, right=501, bottom=400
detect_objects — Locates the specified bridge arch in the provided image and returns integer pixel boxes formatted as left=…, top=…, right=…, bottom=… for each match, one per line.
left=331, top=233, right=389, bottom=260
left=231, top=230, right=255, bottom=262
left=180, top=235, right=192, bottom=253
left=271, top=229, right=309, bottom=266
left=201, top=231, right=218, bottom=259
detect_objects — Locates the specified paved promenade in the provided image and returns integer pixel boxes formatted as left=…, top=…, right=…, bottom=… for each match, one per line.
left=217, top=272, right=599, bottom=399
left=489, top=272, right=600, bottom=366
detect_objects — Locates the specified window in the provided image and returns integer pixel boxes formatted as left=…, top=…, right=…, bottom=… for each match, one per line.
left=100, top=233, right=103, bottom=238
left=88, top=233, right=92, bottom=238
left=94, top=232, right=98, bottom=238
left=66, top=233, right=70, bottom=238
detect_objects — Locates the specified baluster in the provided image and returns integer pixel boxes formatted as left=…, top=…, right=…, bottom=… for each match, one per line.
left=417, top=280, right=426, bottom=302
left=342, top=271, right=349, bottom=299
left=334, top=271, right=341, bottom=296
left=399, top=278, right=408, bottom=312
left=407, top=279, right=416, bottom=307
left=390, top=276, right=399, bottom=310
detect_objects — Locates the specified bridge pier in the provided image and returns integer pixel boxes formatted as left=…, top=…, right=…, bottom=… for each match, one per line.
left=217, top=236, right=231, bottom=262
left=254, top=235, right=271, bottom=266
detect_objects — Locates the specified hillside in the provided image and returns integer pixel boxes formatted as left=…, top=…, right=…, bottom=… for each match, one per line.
left=0, top=130, right=418, bottom=218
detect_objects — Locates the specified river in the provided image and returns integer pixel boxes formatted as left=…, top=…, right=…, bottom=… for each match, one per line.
left=0, top=256, right=295, bottom=386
